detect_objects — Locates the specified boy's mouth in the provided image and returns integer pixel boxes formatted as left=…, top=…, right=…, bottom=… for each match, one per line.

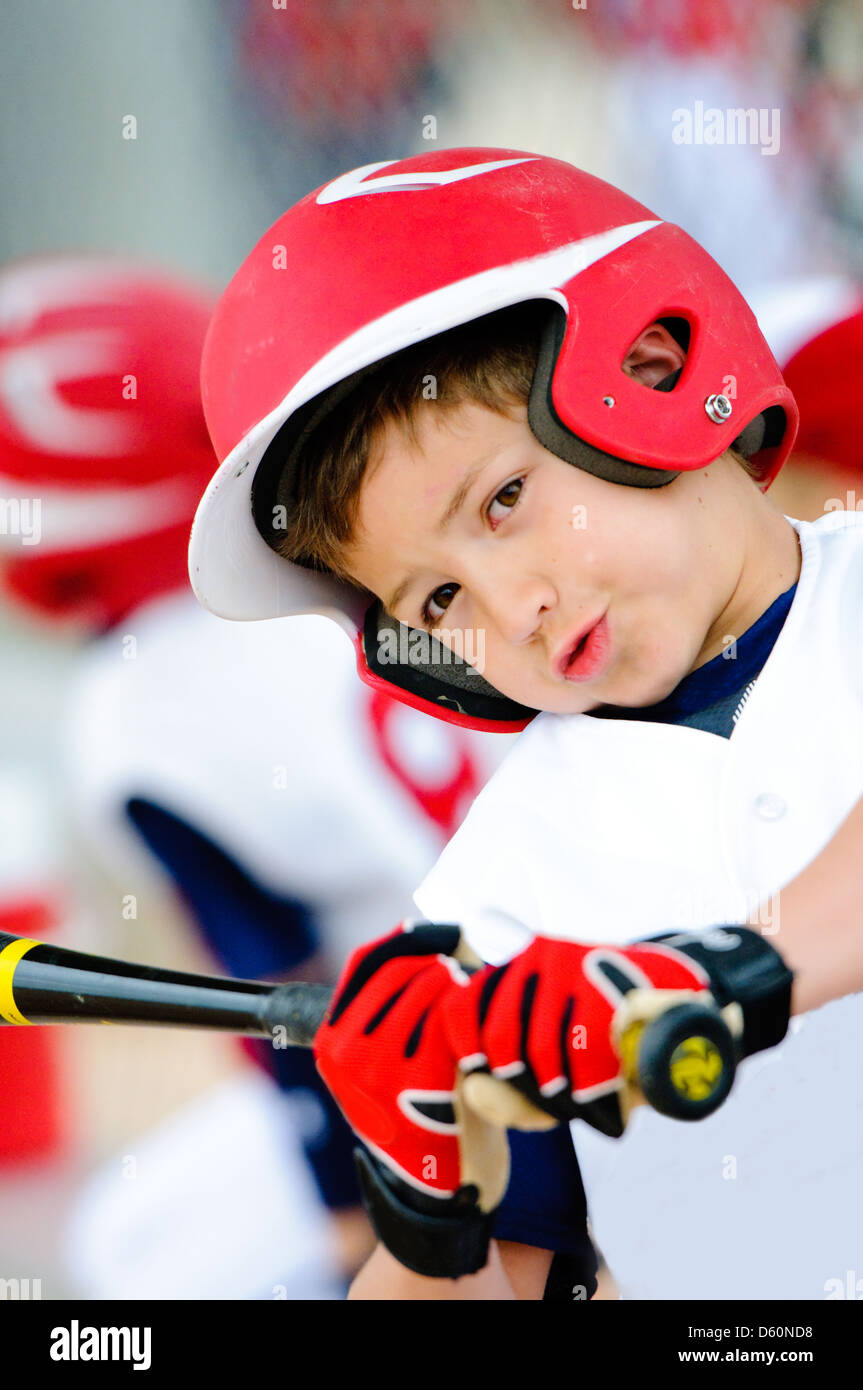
left=554, top=613, right=611, bottom=683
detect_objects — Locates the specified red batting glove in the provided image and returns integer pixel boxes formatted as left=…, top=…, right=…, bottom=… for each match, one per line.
left=442, top=928, right=792, bottom=1137
left=313, top=921, right=505, bottom=1278
left=442, top=936, right=709, bottom=1136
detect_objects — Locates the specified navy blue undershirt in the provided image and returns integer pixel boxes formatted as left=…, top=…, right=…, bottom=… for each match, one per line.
left=587, top=583, right=798, bottom=738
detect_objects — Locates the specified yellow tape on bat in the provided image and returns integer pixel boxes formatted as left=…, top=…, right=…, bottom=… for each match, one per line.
left=0, top=937, right=38, bottom=1025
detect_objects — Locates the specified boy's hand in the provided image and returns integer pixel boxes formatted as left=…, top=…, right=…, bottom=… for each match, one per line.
left=442, top=927, right=793, bottom=1138
left=313, top=921, right=552, bottom=1279
left=314, top=921, right=792, bottom=1274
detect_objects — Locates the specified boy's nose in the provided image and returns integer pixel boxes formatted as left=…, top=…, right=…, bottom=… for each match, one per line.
left=471, top=566, right=557, bottom=647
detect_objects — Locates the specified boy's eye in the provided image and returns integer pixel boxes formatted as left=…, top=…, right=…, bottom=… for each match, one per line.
left=487, top=477, right=524, bottom=522
left=422, top=582, right=459, bottom=627
left=419, top=476, right=526, bottom=627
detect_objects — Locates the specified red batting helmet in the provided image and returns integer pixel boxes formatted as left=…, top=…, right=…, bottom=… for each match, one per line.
left=190, top=147, right=798, bottom=732
left=0, top=256, right=215, bottom=630
left=781, top=305, right=863, bottom=476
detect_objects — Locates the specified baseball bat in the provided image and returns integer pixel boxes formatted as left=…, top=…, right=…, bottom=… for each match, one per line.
left=0, top=930, right=330, bottom=1042
left=0, top=931, right=737, bottom=1123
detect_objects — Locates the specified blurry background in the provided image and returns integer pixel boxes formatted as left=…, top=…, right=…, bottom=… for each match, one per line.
left=0, top=0, right=860, bottom=1299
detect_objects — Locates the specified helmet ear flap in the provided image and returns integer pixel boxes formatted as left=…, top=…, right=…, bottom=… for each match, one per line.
left=528, top=302, right=779, bottom=485
left=527, top=304, right=679, bottom=488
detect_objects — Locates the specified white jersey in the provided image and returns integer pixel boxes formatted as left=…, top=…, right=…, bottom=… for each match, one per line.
left=67, top=591, right=511, bottom=966
left=415, top=510, right=863, bottom=1299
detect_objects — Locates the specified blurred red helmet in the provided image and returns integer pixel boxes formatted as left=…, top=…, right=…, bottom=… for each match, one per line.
left=0, top=256, right=215, bottom=629
left=191, top=147, right=797, bottom=731
left=782, top=305, right=863, bottom=475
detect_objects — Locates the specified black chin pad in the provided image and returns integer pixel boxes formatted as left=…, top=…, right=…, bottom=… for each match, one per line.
left=363, top=602, right=538, bottom=726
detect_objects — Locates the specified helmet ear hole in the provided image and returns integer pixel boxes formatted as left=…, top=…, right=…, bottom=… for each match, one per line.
left=622, top=316, right=690, bottom=391
left=528, top=304, right=679, bottom=488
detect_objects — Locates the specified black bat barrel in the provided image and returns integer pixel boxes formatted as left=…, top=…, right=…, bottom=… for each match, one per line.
left=0, top=931, right=331, bottom=1045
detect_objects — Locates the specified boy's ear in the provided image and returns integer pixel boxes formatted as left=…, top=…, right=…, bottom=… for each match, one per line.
left=622, top=322, right=687, bottom=388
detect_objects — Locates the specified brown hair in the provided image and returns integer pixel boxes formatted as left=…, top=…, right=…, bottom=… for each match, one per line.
left=274, top=302, right=547, bottom=584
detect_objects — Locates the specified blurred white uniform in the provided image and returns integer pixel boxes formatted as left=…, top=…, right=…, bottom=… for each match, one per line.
left=415, top=512, right=863, bottom=1298
left=63, top=590, right=511, bottom=1299
left=66, top=592, right=506, bottom=965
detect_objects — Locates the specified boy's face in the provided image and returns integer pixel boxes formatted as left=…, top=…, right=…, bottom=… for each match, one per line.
left=342, top=398, right=779, bottom=716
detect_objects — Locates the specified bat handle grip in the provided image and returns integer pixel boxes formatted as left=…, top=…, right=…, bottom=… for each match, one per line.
left=259, top=982, right=333, bottom=1047
left=618, top=997, right=737, bottom=1122
left=257, top=929, right=481, bottom=1049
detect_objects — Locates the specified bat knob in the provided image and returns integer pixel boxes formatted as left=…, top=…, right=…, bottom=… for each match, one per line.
left=624, top=1001, right=737, bottom=1122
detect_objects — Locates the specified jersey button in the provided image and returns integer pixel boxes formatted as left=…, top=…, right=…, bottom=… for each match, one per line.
left=754, top=793, right=787, bottom=821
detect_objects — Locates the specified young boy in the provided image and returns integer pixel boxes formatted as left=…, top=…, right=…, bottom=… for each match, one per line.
left=190, top=149, right=863, bottom=1299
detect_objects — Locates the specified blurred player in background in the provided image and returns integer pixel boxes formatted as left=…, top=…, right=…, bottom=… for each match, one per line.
left=752, top=278, right=863, bottom=521
left=0, top=254, right=511, bottom=1297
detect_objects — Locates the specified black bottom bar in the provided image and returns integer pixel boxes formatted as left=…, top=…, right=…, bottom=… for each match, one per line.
left=9, top=1294, right=857, bottom=1372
